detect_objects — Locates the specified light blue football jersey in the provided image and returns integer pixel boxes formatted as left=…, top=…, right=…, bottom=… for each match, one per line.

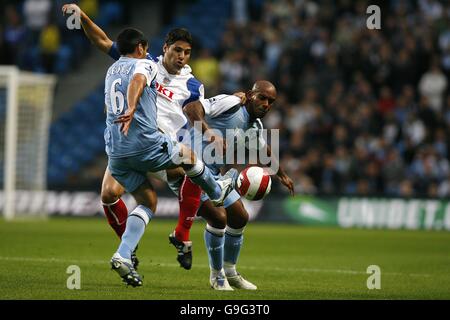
left=190, top=94, right=266, bottom=174
left=104, top=56, right=159, bottom=158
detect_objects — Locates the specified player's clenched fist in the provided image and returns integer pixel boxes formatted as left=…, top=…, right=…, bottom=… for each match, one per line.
left=62, top=3, right=81, bottom=15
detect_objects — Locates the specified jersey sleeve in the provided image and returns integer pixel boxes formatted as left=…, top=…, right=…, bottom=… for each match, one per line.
left=108, top=42, right=121, bottom=61
left=201, top=94, right=241, bottom=118
left=182, top=77, right=204, bottom=107
left=133, top=60, right=157, bottom=87
left=244, top=118, right=266, bottom=150
left=254, top=118, right=267, bottom=149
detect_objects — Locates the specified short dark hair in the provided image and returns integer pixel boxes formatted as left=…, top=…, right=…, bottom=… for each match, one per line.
left=116, top=28, right=148, bottom=55
left=164, top=28, right=193, bottom=46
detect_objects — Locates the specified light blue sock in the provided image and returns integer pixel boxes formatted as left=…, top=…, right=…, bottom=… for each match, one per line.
left=187, top=161, right=221, bottom=200
left=224, top=226, right=244, bottom=265
left=204, top=225, right=225, bottom=271
left=117, top=205, right=153, bottom=260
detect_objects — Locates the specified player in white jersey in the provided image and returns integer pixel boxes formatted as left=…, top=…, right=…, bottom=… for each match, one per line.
left=62, top=4, right=219, bottom=270
left=102, top=28, right=236, bottom=286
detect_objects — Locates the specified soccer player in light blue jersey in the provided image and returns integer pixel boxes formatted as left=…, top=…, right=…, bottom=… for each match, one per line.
left=62, top=4, right=219, bottom=271
left=182, top=80, right=295, bottom=290
left=104, top=28, right=237, bottom=286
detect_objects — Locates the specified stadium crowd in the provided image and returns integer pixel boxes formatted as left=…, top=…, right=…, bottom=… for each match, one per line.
left=0, top=0, right=126, bottom=73
left=3, top=0, right=450, bottom=199
left=190, top=0, right=450, bottom=198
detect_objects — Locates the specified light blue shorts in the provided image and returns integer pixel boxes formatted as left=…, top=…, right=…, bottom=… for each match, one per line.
left=108, top=135, right=181, bottom=193
left=200, top=172, right=241, bottom=208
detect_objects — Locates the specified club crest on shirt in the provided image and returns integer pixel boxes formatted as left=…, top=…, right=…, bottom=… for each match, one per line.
left=162, top=77, right=170, bottom=84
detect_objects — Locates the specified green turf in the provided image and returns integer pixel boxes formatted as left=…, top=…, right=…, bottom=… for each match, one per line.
left=0, top=217, right=449, bottom=299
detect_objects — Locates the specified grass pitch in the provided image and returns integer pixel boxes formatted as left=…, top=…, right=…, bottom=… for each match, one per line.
left=0, top=217, right=449, bottom=299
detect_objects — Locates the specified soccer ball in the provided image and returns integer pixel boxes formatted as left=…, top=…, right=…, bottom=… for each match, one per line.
left=237, top=166, right=272, bottom=200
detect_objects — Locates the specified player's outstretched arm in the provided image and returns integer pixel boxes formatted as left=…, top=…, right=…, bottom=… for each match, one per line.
left=114, top=74, right=146, bottom=136
left=62, top=3, right=113, bottom=53
left=184, top=101, right=227, bottom=152
left=184, top=101, right=209, bottom=131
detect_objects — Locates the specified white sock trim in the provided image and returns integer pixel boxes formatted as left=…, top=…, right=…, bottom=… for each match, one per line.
left=130, top=205, right=151, bottom=226
left=210, top=267, right=224, bottom=278
left=225, top=225, right=245, bottom=236
left=185, top=159, right=205, bottom=178
left=101, top=198, right=121, bottom=206
left=206, top=224, right=225, bottom=236
left=224, top=262, right=237, bottom=277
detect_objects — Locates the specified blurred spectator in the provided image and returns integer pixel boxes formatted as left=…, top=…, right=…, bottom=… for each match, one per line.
left=191, top=48, right=220, bottom=94
left=3, top=5, right=26, bottom=65
left=378, top=86, right=396, bottom=115
left=232, top=0, right=248, bottom=27
left=39, top=23, right=60, bottom=73
left=219, top=50, right=248, bottom=92
left=79, top=0, right=99, bottom=20
left=23, top=0, right=51, bottom=44
left=419, top=59, right=448, bottom=112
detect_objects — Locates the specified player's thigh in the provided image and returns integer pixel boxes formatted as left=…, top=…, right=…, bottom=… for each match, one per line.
left=197, top=200, right=227, bottom=229
left=140, top=136, right=187, bottom=172
left=101, top=167, right=126, bottom=203
left=166, top=167, right=185, bottom=180
left=225, top=198, right=249, bottom=229
left=109, top=158, right=147, bottom=198
left=172, top=143, right=197, bottom=168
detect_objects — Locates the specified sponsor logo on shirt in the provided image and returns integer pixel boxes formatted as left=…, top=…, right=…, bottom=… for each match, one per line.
left=155, top=82, right=175, bottom=101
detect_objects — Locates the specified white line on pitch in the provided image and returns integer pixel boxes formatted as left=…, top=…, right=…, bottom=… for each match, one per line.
left=0, top=256, right=431, bottom=278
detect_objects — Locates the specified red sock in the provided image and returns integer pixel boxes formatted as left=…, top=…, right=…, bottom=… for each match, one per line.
left=102, top=198, right=128, bottom=239
left=175, top=177, right=202, bottom=241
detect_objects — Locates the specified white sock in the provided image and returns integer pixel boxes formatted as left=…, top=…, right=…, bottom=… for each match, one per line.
left=224, top=262, right=237, bottom=277
left=210, top=267, right=224, bottom=280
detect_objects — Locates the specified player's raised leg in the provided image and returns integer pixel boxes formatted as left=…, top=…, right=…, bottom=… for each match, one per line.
left=175, top=176, right=201, bottom=242
left=174, top=143, right=238, bottom=207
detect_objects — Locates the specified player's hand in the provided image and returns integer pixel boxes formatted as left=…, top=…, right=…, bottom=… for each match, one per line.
left=114, top=109, right=136, bottom=136
left=62, top=3, right=81, bottom=16
left=207, top=132, right=227, bottom=155
left=233, top=92, right=246, bottom=104
left=278, top=173, right=295, bottom=196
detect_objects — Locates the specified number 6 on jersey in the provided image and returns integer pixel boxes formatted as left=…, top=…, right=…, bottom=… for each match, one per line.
left=110, top=78, right=125, bottom=115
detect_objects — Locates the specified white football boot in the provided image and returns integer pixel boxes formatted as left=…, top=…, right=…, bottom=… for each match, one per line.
left=227, top=273, right=257, bottom=290
left=210, top=271, right=234, bottom=291
left=110, top=252, right=143, bottom=287
left=210, top=169, right=238, bottom=207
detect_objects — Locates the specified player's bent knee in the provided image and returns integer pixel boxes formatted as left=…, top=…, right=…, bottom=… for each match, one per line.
left=166, top=167, right=185, bottom=180
left=226, top=202, right=249, bottom=229
left=198, top=203, right=227, bottom=229
left=177, top=145, right=197, bottom=168
left=101, top=176, right=125, bottom=204
left=101, top=188, right=121, bottom=204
